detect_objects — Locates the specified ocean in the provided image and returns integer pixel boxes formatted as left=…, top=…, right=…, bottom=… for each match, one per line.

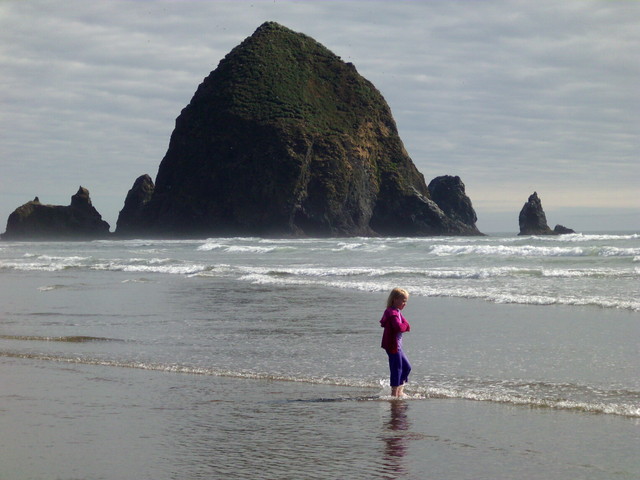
left=1, top=233, right=638, bottom=479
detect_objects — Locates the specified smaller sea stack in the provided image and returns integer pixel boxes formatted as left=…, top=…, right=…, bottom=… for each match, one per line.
left=2, top=187, right=110, bottom=240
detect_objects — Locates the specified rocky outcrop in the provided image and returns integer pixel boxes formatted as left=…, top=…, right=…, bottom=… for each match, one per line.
left=427, top=175, right=482, bottom=235
left=2, top=187, right=110, bottom=240
left=553, top=224, right=575, bottom=234
left=518, top=192, right=575, bottom=235
left=115, top=174, right=155, bottom=236
left=116, top=22, right=482, bottom=238
left=519, top=192, right=554, bottom=235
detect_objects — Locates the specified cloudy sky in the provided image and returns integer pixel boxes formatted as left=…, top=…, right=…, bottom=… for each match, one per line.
left=1, top=0, right=638, bottom=233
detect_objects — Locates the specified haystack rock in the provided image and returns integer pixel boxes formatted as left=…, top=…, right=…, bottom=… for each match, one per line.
left=2, top=187, right=110, bottom=240
left=116, top=22, right=482, bottom=238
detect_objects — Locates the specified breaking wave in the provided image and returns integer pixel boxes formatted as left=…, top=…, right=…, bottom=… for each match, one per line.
left=3, top=350, right=638, bottom=418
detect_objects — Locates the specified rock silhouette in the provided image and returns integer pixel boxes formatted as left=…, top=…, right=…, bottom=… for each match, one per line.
left=2, top=187, right=110, bottom=240
left=518, top=192, right=575, bottom=235
left=116, top=22, right=481, bottom=238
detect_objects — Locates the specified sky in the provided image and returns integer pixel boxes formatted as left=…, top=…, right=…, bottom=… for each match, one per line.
left=1, top=0, right=638, bottom=234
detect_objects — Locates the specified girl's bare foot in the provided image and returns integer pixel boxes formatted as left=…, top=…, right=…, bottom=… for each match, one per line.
left=391, top=385, right=406, bottom=397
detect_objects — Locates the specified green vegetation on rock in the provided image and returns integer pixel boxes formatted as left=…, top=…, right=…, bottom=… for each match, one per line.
left=205, top=22, right=381, bottom=134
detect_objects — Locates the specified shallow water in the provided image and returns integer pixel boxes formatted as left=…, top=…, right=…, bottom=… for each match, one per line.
left=3, top=358, right=638, bottom=480
left=0, top=236, right=638, bottom=479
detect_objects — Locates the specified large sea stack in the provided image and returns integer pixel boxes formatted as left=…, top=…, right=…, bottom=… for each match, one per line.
left=116, top=22, right=481, bottom=238
left=2, top=187, right=110, bottom=240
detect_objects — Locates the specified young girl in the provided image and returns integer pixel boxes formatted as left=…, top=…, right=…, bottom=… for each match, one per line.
left=380, top=288, right=412, bottom=397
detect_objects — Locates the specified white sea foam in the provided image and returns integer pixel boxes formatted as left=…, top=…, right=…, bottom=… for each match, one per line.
left=112, top=263, right=206, bottom=275
left=37, top=255, right=91, bottom=263
left=328, top=242, right=389, bottom=253
left=0, top=261, right=76, bottom=272
left=226, top=245, right=279, bottom=253
left=121, top=278, right=152, bottom=283
left=418, top=385, right=640, bottom=417
left=197, top=242, right=225, bottom=251
left=539, top=268, right=627, bottom=278
left=428, top=243, right=640, bottom=258
left=3, top=350, right=637, bottom=418
left=1, top=234, right=638, bottom=311
left=11, top=257, right=632, bottom=284
left=547, top=233, right=640, bottom=242
left=37, top=284, right=68, bottom=291
left=197, top=242, right=281, bottom=253
left=429, top=244, right=588, bottom=257
left=236, top=272, right=640, bottom=311
left=599, top=246, right=640, bottom=257
left=223, top=264, right=636, bottom=281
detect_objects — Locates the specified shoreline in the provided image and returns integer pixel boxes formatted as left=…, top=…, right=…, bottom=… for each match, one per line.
left=2, top=356, right=638, bottom=480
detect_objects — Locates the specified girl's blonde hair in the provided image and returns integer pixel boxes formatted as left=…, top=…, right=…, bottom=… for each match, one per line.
left=386, top=288, right=409, bottom=308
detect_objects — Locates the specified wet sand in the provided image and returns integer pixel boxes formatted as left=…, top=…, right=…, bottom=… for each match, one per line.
left=2, top=348, right=638, bottom=480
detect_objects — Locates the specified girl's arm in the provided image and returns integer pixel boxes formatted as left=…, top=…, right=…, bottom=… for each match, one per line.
left=393, top=312, right=410, bottom=333
left=400, top=311, right=411, bottom=332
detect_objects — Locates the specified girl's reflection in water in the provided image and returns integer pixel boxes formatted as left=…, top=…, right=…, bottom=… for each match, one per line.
left=381, top=400, right=410, bottom=478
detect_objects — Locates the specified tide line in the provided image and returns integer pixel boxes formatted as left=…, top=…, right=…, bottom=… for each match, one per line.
left=2, top=351, right=637, bottom=418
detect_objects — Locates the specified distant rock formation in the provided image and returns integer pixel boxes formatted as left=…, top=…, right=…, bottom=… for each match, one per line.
left=2, top=187, right=110, bottom=240
left=116, top=22, right=482, bottom=238
left=427, top=175, right=482, bottom=235
left=519, top=192, right=554, bottom=235
left=115, top=174, right=155, bottom=235
left=553, top=224, right=575, bottom=234
left=518, top=192, right=575, bottom=235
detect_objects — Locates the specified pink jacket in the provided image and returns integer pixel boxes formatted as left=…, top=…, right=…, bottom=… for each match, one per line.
left=380, top=307, right=410, bottom=354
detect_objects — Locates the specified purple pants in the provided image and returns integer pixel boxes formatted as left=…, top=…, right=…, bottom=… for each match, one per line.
left=387, top=349, right=411, bottom=387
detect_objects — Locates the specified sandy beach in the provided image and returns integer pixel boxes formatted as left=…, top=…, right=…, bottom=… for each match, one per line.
left=2, top=292, right=638, bottom=480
